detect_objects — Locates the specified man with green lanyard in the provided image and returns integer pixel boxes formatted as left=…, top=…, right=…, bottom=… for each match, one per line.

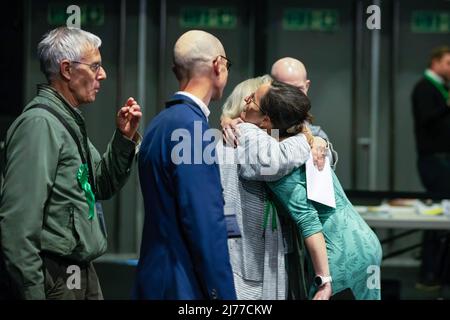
left=0, top=27, right=142, bottom=299
left=412, top=46, right=450, bottom=289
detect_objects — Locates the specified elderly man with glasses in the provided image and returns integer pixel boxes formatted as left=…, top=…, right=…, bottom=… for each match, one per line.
left=0, top=26, right=142, bottom=300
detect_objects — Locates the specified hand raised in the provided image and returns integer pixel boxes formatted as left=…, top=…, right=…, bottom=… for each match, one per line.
left=116, top=97, right=142, bottom=140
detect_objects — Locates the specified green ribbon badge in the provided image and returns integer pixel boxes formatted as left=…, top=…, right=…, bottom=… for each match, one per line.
left=263, top=200, right=278, bottom=237
left=77, top=163, right=96, bottom=220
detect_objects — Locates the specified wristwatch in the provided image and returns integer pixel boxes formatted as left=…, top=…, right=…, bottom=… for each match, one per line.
left=314, top=275, right=332, bottom=287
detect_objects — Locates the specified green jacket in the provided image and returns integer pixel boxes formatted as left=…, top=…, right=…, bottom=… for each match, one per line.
left=0, top=85, right=138, bottom=299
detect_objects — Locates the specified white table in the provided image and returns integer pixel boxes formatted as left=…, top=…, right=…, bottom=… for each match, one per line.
left=355, top=205, right=450, bottom=230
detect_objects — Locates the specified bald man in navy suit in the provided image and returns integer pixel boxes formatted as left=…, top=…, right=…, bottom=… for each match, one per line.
left=134, top=30, right=236, bottom=300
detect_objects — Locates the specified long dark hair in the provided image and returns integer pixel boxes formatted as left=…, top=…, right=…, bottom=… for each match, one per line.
left=259, top=80, right=313, bottom=138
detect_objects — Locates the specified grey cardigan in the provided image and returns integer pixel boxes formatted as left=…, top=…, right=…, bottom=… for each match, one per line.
left=217, top=123, right=311, bottom=299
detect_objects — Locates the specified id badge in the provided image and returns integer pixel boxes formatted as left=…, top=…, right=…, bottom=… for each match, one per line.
left=224, top=205, right=242, bottom=239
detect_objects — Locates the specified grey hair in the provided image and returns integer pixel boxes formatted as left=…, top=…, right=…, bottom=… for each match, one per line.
left=37, top=27, right=102, bottom=81
left=221, top=75, right=272, bottom=119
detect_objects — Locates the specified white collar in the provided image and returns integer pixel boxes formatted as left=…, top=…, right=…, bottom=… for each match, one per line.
left=175, top=91, right=210, bottom=119
left=425, top=69, right=445, bottom=85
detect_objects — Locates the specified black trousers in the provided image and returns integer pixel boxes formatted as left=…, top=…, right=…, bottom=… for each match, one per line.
left=419, top=231, right=450, bottom=284
left=417, top=154, right=450, bottom=285
left=0, top=252, right=103, bottom=300
left=42, top=252, right=103, bottom=300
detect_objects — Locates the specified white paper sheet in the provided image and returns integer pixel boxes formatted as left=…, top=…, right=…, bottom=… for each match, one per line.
left=305, top=152, right=336, bottom=208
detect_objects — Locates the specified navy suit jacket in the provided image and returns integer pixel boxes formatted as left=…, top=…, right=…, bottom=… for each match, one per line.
left=134, top=94, right=236, bottom=300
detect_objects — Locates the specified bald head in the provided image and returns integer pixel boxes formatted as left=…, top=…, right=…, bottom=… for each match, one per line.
left=271, top=57, right=310, bottom=94
left=173, top=30, right=225, bottom=79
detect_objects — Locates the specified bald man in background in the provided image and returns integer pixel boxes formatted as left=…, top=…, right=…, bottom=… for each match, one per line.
left=221, top=58, right=337, bottom=168
left=271, top=57, right=338, bottom=167
left=134, top=30, right=236, bottom=299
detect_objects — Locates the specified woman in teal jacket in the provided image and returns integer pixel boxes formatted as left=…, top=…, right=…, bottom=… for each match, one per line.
left=241, top=80, right=382, bottom=300
left=268, top=168, right=382, bottom=299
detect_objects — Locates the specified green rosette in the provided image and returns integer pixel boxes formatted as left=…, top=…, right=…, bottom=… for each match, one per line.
left=77, top=163, right=96, bottom=220
left=263, top=200, right=278, bottom=236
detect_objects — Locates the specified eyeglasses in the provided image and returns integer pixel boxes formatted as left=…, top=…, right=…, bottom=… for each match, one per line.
left=244, top=92, right=266, bottom=114
left=71, top=61, right=103, bottom=73
left=214, top=55, right=232, bottom=71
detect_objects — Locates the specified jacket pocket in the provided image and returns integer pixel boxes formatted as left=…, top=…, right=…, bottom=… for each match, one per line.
left=65, top=206, right=78, bottom=252
left=69, top=206, right=107, bottom=262
left=40, top=205, right=78, bottom=255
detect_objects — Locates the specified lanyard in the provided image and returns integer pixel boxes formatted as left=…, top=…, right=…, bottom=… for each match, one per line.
left=424, top=72, right=450, bottom=105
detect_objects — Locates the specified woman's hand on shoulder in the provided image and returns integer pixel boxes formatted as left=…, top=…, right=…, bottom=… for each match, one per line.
left=221, top=117, right=243, bottom=148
